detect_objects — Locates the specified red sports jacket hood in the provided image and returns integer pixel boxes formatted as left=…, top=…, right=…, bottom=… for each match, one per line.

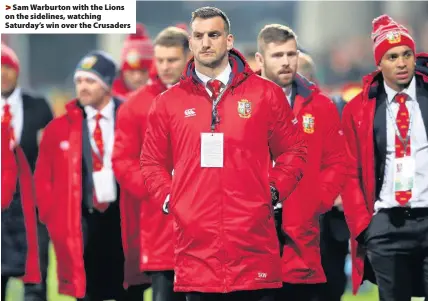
left=254, top=69, right=319, bottom=104
left=359, top=52, right=428, bottom=105
left=181, top=48, right=254, bottom=90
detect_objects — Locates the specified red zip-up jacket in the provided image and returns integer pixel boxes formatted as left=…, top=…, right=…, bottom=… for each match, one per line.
left=141, top=49, right=308, bottom=293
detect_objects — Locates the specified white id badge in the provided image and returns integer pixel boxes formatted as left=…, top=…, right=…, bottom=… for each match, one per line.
left=393, top=156, right=415, bottom=192
left=201, top=133, right=224, bottom=168
left=92, top=168, right=117, bottom=203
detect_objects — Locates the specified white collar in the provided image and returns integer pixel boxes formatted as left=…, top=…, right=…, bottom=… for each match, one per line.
left=283, top=86, right=292, bottom=101
left=84, top=98, right=115, bottom=120
left=195, top=63, right=232, bottom=87
left=2, top=87, right=21, bottom=105
left=384, top=76, right=416, bottom=103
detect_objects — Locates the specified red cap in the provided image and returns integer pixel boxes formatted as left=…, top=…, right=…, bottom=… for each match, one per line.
left=371, top=14, right=416, bottom=65
left=1, top=43, right=19, bottom=74
left=120, top=23, right=153, bottom=71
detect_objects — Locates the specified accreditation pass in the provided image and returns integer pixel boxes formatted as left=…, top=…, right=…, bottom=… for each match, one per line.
left=201, top=133, right=224, bottom=168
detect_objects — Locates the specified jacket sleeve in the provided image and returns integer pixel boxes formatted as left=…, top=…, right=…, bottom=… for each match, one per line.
left=112, top=103, right=148, bottom=199
left=341, top=100, right=372, bottom=239
left=140, top=95, right=172, bottom=204
left=268, top=84, right=308, bottom=201
left=317, top=97, right=347, bottom=213
left=34, top=122, right=55, bottom=224
left=1, top=129, right=18, bottom=210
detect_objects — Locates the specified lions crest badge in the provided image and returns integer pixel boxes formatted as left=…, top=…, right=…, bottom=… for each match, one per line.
left=302, top=113, right=315, bottom=134
left=80, top=56, right=97, bottom=70
left=126, top=49, right=142, bottom=68
left=237, top=99, right=252, bottom=118
left=386, top=31, right=401, bottom=44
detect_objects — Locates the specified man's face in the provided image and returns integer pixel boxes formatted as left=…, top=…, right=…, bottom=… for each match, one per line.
left=154, top=45, right=188, bottom=86
left=378, top=45, right=415, bottom=90
left=122, top=69, right=149, bottom=91
left=1, top=65, right=18, bottom=95
left=257, top=39, right=299, bottom=88
left=190, top=16, right=233, bottom=69
left=75, top=76, right=108, bottom=107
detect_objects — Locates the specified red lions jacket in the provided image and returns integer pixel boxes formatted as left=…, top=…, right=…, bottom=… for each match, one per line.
left=2, top=126, right=18, bottom=209
left=342, top=53, right=428, bottom=296
left=1, top=126, right=40, bottom=284
left=281, top=75, right=347, bottom=284
left=112, top=77, right=132, bottom=100
left=140, top=49, right=308, bottom=293
left=112, top=77, right=167, bottom=286
left=34, top=99, right=124, bottom=298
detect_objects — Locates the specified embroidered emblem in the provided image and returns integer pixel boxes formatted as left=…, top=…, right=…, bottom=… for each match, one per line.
left=386, top=31, right=401, bottom=44
left=126, top=49, right=141, bottom=68
left=60, top=140, right=70, bottom=151
left=237, top=99, right=252, bottom=118
left=184, top=108, right=196, bottom=118
left=80, top=55, right=97, bottom=69
left=302, top=113, right=315, bottom=134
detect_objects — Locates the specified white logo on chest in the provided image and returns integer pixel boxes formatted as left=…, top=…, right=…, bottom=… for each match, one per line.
left=184, top=108, right=196, bottom=118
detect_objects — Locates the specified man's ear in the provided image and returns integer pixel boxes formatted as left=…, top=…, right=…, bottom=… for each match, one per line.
left=255, top=52, right=264, bottom=69
left=226, top=34, right=234, bottom=51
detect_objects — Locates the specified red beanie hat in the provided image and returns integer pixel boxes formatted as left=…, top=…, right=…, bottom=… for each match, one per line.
left=175, top=23, right=189, bottom=33
left=1, top=43, right=20, bottom=74
left=120, top=23, right=153, bottom=71
left=371, top=15, right=416, bottom=65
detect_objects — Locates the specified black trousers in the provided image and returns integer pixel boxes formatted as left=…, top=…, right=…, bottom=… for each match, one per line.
left=150, top=270, right=186, bottom=301
left=319, top=210, right=349, bottom=301
left=24, top=222, right=50, bottom=301
left=1, top=276, right=8, bottom=301
left=76, top=284, right=150, bottom=301
left=186, top=289, right=275, bottom=301
left=78, top=206, right=126, bottom=301
left=275, top=283, right=322, bottom=301
left=364, top=208, right=428, bottom=301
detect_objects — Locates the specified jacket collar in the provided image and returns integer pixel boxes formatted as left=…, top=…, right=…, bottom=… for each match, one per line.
left=181, top=48, right=253, bottom=92
left=65, top=97, right=122, bottom=121
left=362, top=53, right=428, bottom=103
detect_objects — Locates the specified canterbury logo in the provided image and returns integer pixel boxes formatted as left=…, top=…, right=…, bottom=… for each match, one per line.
left=184, top=108, right=196, bottom=117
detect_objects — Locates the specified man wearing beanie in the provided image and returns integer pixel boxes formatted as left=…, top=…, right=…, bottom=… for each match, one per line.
left=112, top=23, right=154, bottom=99
left=341, top=15, right=428, bottom=300
left=113, top=25, right=191, bottom=301
left=1, top=43, right=53, bottom=301
left=34, top=51, right=128, bottom=301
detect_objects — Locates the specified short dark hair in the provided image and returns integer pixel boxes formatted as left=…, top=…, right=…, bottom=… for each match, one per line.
left=257, top=24, right=298, bottom=53
left=154, top=26, right=189, bottom=53
left=191, top=6, right=231, bottom=34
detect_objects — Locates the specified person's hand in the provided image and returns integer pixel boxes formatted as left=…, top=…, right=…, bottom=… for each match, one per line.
left=334, top=195, right=343, bottom=211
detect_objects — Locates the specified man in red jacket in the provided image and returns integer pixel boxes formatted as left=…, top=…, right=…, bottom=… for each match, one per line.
left=35, top=51, right=127, bottom=301
left=342, top=15, right=428, bottom=300
left=112, top=23, right=154, bottom=99
left=1, top=43, right=46, bottom=301
left=112, top=26, right=190, bottom=301
left=141, top=7, right=307, bottom=301
left=255, top=24, right=347, bottom=301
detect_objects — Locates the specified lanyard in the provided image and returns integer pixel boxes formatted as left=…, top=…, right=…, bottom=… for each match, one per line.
left=210, top=87, right=228, bottom=132
left=385, top=99, right=415, bottom=153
